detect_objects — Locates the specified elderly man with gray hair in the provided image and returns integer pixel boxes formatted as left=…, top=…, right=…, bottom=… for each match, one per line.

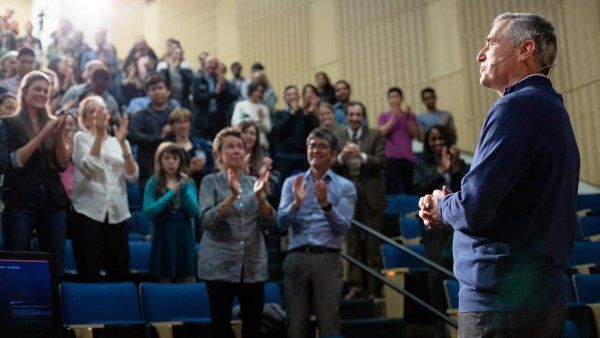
left=418, top=13, right=579, bottom=338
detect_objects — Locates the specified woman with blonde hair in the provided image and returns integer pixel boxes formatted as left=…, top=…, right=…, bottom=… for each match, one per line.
left=198, top=127, right=275, bottom=338
left=71, top=95, right=138, bottom=281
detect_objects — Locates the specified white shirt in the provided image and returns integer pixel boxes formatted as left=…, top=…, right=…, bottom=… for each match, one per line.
left=231, top=100, right=272, bottom=150
left=71, top=131, right=139, bottom=224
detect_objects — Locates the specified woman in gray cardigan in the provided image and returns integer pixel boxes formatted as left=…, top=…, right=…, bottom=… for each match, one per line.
left=198, top=126, right=275, bottom=338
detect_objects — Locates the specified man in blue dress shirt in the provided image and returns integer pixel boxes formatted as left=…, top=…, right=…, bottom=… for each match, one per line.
left=278, top=127, right=357, bottom=338
left=419, top=13, right=579, bottom=338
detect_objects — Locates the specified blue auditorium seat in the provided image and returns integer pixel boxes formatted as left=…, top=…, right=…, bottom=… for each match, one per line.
left=399, top=217, right=422, bottom=244
left=443, top=279, right=459, bottom=309
left=61, top=282, right=144, bottom=325
left=563, top=320, right=581, bottom=338
left=569, top=241, right=600, bottom=267
left=130, top=210, right=151, bottom=239
left=380, top=243, right=426, bottom=272
left=264, top=281, right=283, bottom=305
left=576, top=194, right=600, bottom=214
left=139, top=282, right=211, bottom=323
left=64, top=239, right=77, bottom=275
left=563, top=275, right=577, bottom=304
left=129, top=241, right=151, bottom=274
left=580, top=216, right=600, bottom=239
left=573, top=274, right=600, bottom=303
left=384, top=194, right=420, bottom=217
left=127, top=181, right=143, bottom=211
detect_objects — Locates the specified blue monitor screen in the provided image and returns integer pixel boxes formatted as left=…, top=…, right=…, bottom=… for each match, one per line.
left=0, top=253, right=61, bottom=338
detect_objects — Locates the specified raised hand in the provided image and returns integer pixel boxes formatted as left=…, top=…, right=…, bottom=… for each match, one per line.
left=292, top=173, right=307, bottom=208
left=161, top=124, right=173, bottom=139
left=313, top=179, right=329, bottom=206
left=254, top=170, right=270, bottom=201
left=167, top=177, right=182, bottom=193
left=92, top=106, right=108, bottom=137
left=257, top=109, right=265, bottom=121
left=438, top=146, right=452, bottom=174
left=227, top=168, right=241, bottom=196
left=112, top=115, right=129, bottom=145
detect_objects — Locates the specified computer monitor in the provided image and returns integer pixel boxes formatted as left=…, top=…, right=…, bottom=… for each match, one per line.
left=0, top=251, right=63, bottom=338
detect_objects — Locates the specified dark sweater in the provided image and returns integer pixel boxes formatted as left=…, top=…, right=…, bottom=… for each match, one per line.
left=272, top=108, right=318, bottom=154
left=438, top=75, right=580, bottom=312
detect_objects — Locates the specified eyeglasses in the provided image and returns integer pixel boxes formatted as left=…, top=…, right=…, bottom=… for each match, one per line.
left=307, top=143, right=331, bottom=151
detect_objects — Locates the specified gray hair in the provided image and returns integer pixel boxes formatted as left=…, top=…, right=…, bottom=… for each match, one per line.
left=493, top=13, right=557, bottom=75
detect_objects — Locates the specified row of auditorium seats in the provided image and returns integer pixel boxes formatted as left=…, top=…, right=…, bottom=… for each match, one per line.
left=61, top=280, right=408, bottom=338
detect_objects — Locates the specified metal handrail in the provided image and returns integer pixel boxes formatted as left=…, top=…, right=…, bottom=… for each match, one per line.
left=341, top=252, right=458, bottom=329
left=350, top=219, right=455, bottom=279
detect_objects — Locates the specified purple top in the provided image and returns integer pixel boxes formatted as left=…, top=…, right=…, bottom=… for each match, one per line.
left=377, top=111, right=416, bottom=162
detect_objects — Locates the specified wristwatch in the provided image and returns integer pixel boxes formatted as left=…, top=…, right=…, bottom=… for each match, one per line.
left=321, top=202, right=332, bottom=211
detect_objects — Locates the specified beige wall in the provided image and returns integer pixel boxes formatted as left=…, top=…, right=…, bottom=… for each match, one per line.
left=6, top=0, right=32, bottom=34
left=109, top=0, right=600, bottom=185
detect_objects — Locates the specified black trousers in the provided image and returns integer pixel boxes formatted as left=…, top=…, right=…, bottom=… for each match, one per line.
left=71, top=211, right=130, bottom=282
left=206, top=280, right=264, bottom=338
left=459, top=307, right=565, bottom=338
left=385, top=158, right=415, bottom=194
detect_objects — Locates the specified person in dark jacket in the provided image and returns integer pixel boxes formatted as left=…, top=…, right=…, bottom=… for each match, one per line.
left=128, top=73, right=175, bottom=190
left=191, top=55, right=239, bottom=140
left=2, top=71, right=71, bottom=273
left=413, top=124, right=467, bottom=338
left=272, top=85, right=318, bottom=182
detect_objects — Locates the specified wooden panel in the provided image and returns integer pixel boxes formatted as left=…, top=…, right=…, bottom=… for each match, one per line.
left=107, top=0, right=600, bottom=184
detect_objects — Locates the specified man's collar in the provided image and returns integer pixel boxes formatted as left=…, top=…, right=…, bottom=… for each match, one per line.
left=303, top=168, right=333, bottom=182
left=504, top=74, right=551, bottom=95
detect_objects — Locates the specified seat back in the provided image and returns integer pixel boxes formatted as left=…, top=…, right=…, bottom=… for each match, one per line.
left=562, top=320, right=581, bottom=338
left=573, top=274, right=600, bottom=303
left=129, top=241, right=151, bottom=274
left=563, top=275, right=577, bottom=304
left=64, top=239, right=77, bottom=275
left=61, top=282, right=143, bottom=325
left=580, top=216, right=600, bottom=238
left=569, top=241, right=600, bottom=267
left=264, top=281, right=283, bottom=305
left=443, top=279, right=459, bottom=309
left=399, top=217, right=421, bottom=242
left=127, top=181, right=143, bottom=211
left=380, top=243, right=426, bottom=271
left=384, top=194, right=420, bottom=217
left=140, top=282, right=211, bottom=323
left=576, top=194, right=600, bottom=213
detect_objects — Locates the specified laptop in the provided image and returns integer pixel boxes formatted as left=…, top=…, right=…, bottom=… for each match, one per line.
left=0, top=251, right=64, bottom=338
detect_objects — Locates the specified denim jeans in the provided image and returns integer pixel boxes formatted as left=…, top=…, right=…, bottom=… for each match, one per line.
left=458, top=307, right=565, bottom=338
left=2, top=184, right=67, bottom=274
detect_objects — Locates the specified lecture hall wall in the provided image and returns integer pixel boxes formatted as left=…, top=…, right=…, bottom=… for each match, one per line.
left=110, top=0, right=598, bottom=186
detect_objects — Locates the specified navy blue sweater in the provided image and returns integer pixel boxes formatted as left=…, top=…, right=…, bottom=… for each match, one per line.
left=439, top=75, right=580, bottom=312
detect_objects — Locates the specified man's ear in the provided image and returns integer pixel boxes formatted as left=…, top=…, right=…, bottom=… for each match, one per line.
left=517, top=39, right=536, bottom=63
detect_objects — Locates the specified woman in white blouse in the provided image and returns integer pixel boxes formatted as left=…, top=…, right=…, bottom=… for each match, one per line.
left=71, top=96, right=139, bottom=282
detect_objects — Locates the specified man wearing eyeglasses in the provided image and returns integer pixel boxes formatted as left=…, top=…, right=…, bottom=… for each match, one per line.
left=278, top=127, right=357, bottom=338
